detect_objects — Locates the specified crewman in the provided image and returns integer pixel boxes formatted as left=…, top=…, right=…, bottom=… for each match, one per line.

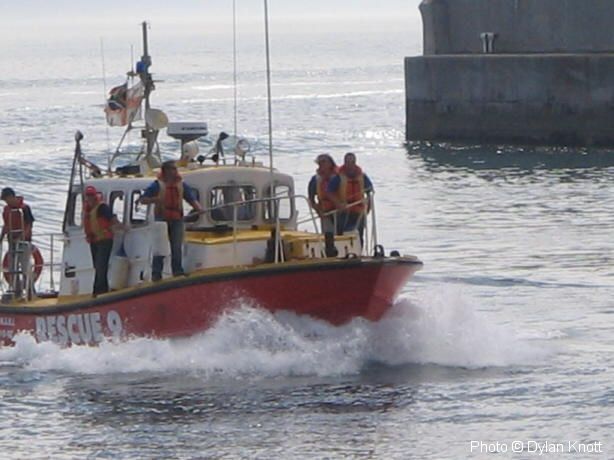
left=308, top=154, right=339, bottom=257
left=139, top=160, right=202, bottom=281
left=83, top=185, right=122, bottom=296
left=0, top=187, right=35, bottom=296
left=327, top=152, right=373, bottom=247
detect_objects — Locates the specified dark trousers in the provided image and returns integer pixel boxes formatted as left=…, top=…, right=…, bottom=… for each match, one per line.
left=90, top=239, right=113, bottom=295
left=337, top=212, right=366, bottom=247
left=152, top=220, right=184, bottom=280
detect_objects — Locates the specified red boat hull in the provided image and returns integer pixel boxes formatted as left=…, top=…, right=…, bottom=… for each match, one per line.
left=0, top=258, right=422, bottom=346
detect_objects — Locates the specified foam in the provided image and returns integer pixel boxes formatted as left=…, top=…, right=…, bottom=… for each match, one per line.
left=0, top=286, right=555, bottom=377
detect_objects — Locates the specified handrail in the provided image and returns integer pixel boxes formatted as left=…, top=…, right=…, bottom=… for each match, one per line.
left=0, top=191, right=380, bottom=297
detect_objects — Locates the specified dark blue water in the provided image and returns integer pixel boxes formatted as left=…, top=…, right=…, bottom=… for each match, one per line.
left=0, top=21, right=612, bottom=459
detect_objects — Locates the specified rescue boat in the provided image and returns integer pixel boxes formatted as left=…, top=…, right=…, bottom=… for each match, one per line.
left=0, top=21, right=422, bottom=347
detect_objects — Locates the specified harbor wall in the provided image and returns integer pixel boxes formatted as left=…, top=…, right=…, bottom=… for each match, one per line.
left=407, top=0, right=614, bottom=146
left=405, top=54, right=614, bottom=146
left=420, top=0, right=614, bottom=55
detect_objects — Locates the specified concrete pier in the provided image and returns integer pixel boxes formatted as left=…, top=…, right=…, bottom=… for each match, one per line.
left=405, top=0, right=614, bottom=146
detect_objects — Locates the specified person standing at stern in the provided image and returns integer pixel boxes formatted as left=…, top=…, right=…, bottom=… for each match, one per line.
left=139, top=160, right=202, bottom=281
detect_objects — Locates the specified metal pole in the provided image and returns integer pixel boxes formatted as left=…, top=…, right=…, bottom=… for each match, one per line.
left=49, top=234, right=55, bottom=291
left=233, top=0, right=238, bottom=138
left=264, top=0, right=274, bottom=172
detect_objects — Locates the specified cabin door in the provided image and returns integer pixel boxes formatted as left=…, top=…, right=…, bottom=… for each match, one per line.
left=59, top=190, right=94, bottom=296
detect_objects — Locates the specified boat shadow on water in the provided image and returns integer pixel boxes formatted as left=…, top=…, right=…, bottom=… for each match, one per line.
left=405, top=141, right=614, bottom=178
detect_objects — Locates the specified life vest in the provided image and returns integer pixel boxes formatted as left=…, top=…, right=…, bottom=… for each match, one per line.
left=155, top=177, right=184, bottom=221
left=338, top=166, right=366, bottom=214
left=2, top=197, right=33, bottom=241
left=84, top=202, right=113, bottom=243
left=316, top=174, right=336, bottom=212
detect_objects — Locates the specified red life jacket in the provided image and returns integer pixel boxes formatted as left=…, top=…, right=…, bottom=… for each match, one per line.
left=2, top=197, right=33, bottom=241
left=156, top=176, right=184, bottom=221
left=338, top=165, right=365, bottom=214
left=83, top=201, right=113, bottom=243
left=316, top=174, right=336, bottom=212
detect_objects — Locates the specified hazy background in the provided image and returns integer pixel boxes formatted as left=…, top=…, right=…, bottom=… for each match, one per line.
left=1, top=1, right=423, bottom=39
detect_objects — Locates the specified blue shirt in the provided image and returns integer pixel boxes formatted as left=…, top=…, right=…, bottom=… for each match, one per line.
left=308, top=175, right=318, bottom=201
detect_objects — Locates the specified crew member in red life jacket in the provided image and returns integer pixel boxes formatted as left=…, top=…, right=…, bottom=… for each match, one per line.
left=308, top=154, right=339, bottom=257
left=327, top=152, right=374, bottom=247
left=0, top=187, right=35, bottom=296
left=83, top=185, right=121, bottom=296
left=139, top=160, right=202, bottom=281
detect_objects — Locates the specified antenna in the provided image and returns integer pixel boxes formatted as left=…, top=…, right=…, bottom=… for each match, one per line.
left=233, top=0, right=239, bottom=138
left=100, top=37, right=112, bottom=174
left=264, top=0, right=274, bottom=172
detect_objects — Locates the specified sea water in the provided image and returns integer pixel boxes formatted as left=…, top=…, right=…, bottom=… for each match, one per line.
left=0, top=20, right=612, bottom=459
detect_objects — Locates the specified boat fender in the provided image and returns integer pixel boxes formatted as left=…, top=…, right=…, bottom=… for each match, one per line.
left=2, top=244, right=44, bottom=283
left=373, top=244, right=385, bottom=258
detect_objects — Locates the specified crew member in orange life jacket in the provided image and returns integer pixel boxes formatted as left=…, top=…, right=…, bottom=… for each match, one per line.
left=139, top=160, right=202, bottom=281
left=327, top=152, right=373, bottom=246
left=1, top=187, right=35, bottom=295
left=84, top=185, right=121, bottom=296
left=308, top=154, right=339, bottom=257
left=0, top=187, right=34, bottom=244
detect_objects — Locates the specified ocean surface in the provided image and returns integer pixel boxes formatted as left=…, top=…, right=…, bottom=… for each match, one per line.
left=0, top=21, right=613, bottom=459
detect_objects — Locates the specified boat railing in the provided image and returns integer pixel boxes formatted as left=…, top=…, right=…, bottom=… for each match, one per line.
left=203, top=191, right=378, bottom=263
left=296, top=194, right=378, bottom=256
left=0, top=192, right=380, bottom=298
left=0, top=232, right=64, bottom=299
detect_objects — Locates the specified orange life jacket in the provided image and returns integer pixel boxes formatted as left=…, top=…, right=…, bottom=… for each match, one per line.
left=338, top=166, right=365, bottom=214
left=316, top=174, right=336, bottom=212
left=2, top=197, right=33, bottom=241
left=84, top=201, right=113, bottom=243
left=155, top=177, right=184, bottom=221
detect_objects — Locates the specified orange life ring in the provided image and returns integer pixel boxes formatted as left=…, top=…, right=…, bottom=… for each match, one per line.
left=2, top=244, right=44, bottom=283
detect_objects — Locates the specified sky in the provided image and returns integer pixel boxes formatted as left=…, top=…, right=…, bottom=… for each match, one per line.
left=0, top=1, right=424, bottom=38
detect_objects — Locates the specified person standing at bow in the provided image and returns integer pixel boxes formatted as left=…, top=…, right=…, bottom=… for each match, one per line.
left=139, top=160, right=202, bottom=281
left=83, top=185, right=121, bottom=296
left=327, top=152, right=374, bottom=247
left=0, top=187, right=35, bottom=296
left=308, top=154, right=339, bottom=257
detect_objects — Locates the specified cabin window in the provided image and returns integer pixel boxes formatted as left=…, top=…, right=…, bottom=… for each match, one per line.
left=264, top=184, right=293, bottom=222
left=130, top=191, right=148, bottom=225
left=66, top=192, right=83, bottom=228
left=109, top=191, right=125, bottom=223
left=209, top=185, right=256, bottom=222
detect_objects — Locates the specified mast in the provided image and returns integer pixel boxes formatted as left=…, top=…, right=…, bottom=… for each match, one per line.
left=137, top=21, right=158, bottom=159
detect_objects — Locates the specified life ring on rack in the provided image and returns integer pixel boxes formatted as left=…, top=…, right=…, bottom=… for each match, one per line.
left=2, top=244, right=44, bottom=283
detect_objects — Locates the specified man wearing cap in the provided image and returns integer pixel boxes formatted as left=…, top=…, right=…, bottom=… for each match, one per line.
left=327, top=152, right=374, bottom=247
left=0, top=187, right=35, bottom=296
left=83, top=185, right=121, bottom=296
left=139, top=160, right=202, bottom=280
left=308, top=154, right=339, bottom=257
